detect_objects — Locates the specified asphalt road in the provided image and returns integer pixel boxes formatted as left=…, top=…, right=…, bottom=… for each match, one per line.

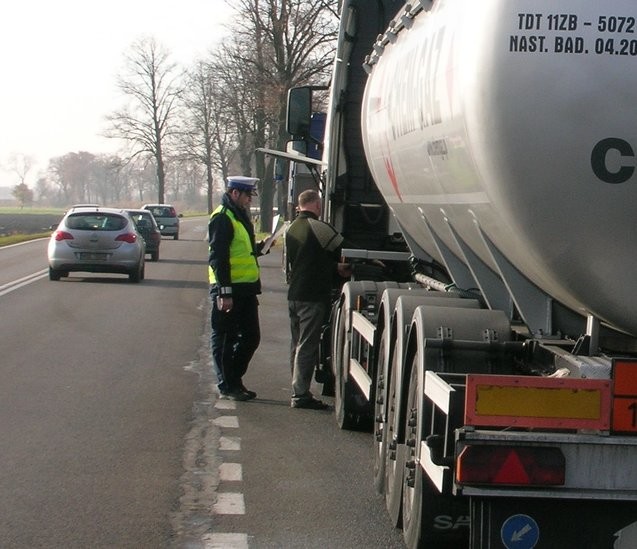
left=0, top=217, right=405, bottom=548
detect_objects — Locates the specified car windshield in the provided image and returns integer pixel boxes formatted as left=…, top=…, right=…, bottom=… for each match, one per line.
left=66, top=213, right=127, bottom=231
left=150, top=207, right=175, bottom=217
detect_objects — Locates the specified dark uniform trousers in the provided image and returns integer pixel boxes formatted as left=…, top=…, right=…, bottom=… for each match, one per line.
left=210, top=294, right=260, bottom=393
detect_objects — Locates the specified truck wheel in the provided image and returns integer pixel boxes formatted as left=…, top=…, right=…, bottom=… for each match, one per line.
left=402, top=305, right=507, bottom=548
left=402, top=360, right=428, bottom=548
left=373, top=333, right=390, bottom=493
left=384, top=345, right=404, bottom=527
left=333, top=303, right=359, bottom=430
left=334, top=284, right=378, bottom=430
left=372, top=372, right=386, bottom=492
left=402, top=355, right=470, bottom=549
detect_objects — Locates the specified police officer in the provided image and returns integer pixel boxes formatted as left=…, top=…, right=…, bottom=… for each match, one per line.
left=209, top=176, right=264, bottom=401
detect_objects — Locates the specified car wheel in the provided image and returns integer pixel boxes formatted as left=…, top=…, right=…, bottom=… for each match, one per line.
left=173, top=233, right=179, bottom=240
left=129, top=263, right=143, bottom=283
left=49, top=267, right=62, bottom=281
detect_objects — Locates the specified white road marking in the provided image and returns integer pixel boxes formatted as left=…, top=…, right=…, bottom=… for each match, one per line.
left=213, top=415, right=239, bottom=428
left=0, top=269, right=48, bottom=297
left=219, top=436, right=241, bottom=451
left=201, top=341, right=250, bottom=542
left=219, top=462, right=243, bottom=482
left=203, top=532, right=249, bottom=548
left=213, top=492, right=245, bottom=515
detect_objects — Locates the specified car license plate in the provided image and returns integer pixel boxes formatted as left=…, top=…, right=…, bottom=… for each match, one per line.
left=79, top=252, right=107, bottom=260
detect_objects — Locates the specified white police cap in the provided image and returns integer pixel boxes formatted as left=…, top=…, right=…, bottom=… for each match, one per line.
left=227, top=176, right=259, bottom=194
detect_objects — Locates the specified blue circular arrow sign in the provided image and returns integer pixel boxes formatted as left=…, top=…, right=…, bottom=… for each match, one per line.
left=501, top=514, right=540, bottom=549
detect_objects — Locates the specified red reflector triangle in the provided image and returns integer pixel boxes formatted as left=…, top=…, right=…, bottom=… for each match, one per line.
left=492, top=450, right=530, bottom=484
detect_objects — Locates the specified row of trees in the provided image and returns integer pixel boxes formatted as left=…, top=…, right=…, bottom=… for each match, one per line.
left=12, top=0, right=339, bottom=230
left=19, top=152, right=205, bottom=208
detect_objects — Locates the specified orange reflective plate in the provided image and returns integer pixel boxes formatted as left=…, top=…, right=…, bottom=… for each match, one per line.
left=612, top=360, right=637, bottom=433
left=614, top=360, right=637, bottom=396
left=465, top=375, right=611, bottom=430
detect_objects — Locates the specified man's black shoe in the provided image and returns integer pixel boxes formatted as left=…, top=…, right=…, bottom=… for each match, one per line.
left=291, top=397, right=329, bottom=410
left=219, top=390, right=250, bottom=402
left=238, top=383, right=257, bottom=400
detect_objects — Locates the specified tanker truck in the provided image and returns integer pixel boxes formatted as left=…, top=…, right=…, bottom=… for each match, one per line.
left=263, top=1, right=637, bottom=547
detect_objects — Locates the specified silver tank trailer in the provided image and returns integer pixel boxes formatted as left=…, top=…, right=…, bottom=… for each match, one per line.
left=362, top=0, right=637, bottom=336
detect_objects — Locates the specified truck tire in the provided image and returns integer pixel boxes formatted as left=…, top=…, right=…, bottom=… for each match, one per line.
left=335, top=282, right=412, bottom=431
left=374, top=289, right=437, bottom=496
left=333, top=302, right=361, bottom=430
left=373, top=332, right=390, bottom=493
left=401, top=306, right=511, bottom=548
left=333, top=281, right=388, bottom=431
left=401, top=361, right=424, bottom=547
left=383, top=293, right=453, bottom=524
left=401, top=337, right=469, bottom=549
left=384, top=345, right=405, bottom=527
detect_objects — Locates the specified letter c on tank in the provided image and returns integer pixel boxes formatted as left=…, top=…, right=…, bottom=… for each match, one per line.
left=591, top=138, right=635, bottom=184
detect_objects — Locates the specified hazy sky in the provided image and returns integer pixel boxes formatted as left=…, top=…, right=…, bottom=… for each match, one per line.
left=0, top=0, right=233, bottom=187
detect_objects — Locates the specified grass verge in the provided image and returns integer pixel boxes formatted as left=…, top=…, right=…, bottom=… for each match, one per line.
left=0, top=232, right=50, bottom=247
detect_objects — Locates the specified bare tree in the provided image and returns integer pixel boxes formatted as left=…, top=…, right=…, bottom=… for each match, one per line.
left=7, top=153, right=35, bottom=186
left=34, top=176, right=53, bottom=205
left=122, top=159, right=157, bottom=203
left=213, top=40, right=262, bottom=178
left=170, top=156, right=205, bottom=205
left=222, top=0, right=338, bottom=230
left=105, top=37, right=183, bottom=204
left=92, top=155, right=126, bottom=204
left=48, top=151, right=97, bottom=204
left=182, top=60, right=235, bottom=213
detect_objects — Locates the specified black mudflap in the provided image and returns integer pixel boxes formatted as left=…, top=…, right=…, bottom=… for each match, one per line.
left=470, top=496, right=637, bottom=548
left=421, top=493, right=470, bottom=548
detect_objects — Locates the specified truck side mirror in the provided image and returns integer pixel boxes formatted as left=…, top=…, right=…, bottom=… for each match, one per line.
left=287, top=86, right=312, bottom=139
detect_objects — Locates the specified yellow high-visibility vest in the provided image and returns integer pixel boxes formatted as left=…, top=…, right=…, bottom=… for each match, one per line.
left=208, top=206, right=259, bottom=286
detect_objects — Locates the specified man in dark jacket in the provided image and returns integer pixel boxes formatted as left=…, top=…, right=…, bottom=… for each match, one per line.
left=209, top=176, right=264, bottom=401
left=285, top=189, right=351, bottom=409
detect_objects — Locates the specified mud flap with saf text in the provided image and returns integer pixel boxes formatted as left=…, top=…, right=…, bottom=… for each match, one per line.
left=470, top=496, right=637, bottom=548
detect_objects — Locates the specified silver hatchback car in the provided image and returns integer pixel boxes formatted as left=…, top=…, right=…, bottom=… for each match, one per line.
left=47, top=207, right=145, bottom=282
